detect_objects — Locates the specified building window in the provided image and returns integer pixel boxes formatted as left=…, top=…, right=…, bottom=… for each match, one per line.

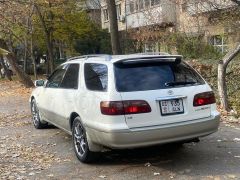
left=116, top=4, right=121, bottom=20
left=139, top=0, right=144, bottom=10
left=127, top=0, right=161, bottom=14
left=144, top=42, right=160, bottom=53
left=151, top=0, right=160, bottom=6
left=144, top=0, right=150, bottom=8
left=154, top=0, right=160, bottom=6
left=181, top=2, right=188, bottom=12
left=103, top=9, right=109, bottom=21
left=209, top=35, right=228, bottom=54
left=129, top=0, right=135, bottom=13
left=135, top=0, right=139, bottom=11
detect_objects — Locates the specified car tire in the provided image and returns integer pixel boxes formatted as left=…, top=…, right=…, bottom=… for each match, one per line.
left=72, top=117, right=95, bottom=163
left=31, top=99, right=48, bottom=129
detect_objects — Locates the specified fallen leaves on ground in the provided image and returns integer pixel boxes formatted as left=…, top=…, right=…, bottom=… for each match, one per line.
left=0, top=113, right=31, bottom=127
left=233, top=138, right=240, bottom=142
left=0, top=134, right=60, bottom=179
left=218, top=106, right=240, bottom=125
left=0, top=80, right=32, bottom=98
left=99, top=175, right=107, bottom=179
left=144, top=162, right=151, bottom=167
left=153, top=172, right=160, bottom=176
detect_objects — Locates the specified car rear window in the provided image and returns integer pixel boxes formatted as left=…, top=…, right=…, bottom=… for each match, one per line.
left=114, top=62, right=205, bottom=92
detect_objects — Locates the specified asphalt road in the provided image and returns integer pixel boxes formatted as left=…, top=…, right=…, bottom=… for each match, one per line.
left=0, top=81, right=240, bottom=180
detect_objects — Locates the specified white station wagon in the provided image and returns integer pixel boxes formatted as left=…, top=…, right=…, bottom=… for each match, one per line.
left=30, top=54, right=220, bottom=163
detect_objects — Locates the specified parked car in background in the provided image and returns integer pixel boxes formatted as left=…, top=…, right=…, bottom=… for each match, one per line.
left=30, top=54, right=220, bottom=163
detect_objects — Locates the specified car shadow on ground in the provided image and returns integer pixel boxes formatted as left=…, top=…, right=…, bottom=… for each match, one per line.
left=84, top=139, right=236, bottom=177
left=93, top=143, right=192, bottom=165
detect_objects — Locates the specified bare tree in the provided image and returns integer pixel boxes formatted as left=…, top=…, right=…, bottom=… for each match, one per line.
left=218, top=43, right=240, bottom=111
left=34, top=2, right=54, bottom=74
left=0, top=54, right=12, bottom=81
left=0, top=40, right=34, bottom=87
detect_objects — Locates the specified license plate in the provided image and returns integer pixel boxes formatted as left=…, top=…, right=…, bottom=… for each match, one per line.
left=160, top=99, right=184, bottom=116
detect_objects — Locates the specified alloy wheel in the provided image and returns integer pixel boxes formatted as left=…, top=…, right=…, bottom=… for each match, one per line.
left=31, top=101, right=40, bottom=127
left=73, top=121, right=87, bottom=157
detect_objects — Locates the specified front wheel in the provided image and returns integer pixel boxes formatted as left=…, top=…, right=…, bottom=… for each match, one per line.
left=31, top=99, right=48, bottom=129
left=72, top=117, right=95, bottom=163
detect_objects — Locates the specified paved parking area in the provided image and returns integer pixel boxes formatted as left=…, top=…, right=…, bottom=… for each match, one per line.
left=0, top=81, right=240, bottom=180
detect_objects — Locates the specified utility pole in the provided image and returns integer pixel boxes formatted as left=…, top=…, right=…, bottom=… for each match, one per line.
left=106, top=0, right=122, bottom=55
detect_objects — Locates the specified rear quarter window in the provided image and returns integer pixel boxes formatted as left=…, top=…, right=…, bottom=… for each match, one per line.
left=114, top=62, right=205, bottom=92
left=84, top=63, right=108, bottom=91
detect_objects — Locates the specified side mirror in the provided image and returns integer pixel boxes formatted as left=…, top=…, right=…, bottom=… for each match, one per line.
left=34, top=80, right=45, bottom=87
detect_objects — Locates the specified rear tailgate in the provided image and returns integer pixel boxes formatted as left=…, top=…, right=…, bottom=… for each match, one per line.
left=120, top=86, right=212, bottom=129
left=114, top=58, right=212, bottom=129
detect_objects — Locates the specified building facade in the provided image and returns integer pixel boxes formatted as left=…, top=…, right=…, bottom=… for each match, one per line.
left=100, top=0, right=239, bottom=54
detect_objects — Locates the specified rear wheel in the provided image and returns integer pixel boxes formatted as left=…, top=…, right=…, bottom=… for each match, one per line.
left=72, top=117, right=95, bottom=163
left=31, top=99, right=48, bottom=129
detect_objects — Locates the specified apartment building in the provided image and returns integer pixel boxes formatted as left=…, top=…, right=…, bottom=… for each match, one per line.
left=101, top=0, right=239, bottom=53
left=80, top=0, right=101, bottom=24
left=177, top=0, right=239, bottom=53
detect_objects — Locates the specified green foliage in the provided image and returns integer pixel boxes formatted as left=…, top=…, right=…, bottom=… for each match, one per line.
left=31, top=2, right=111, bottom=57
left=168, top=33, right=223, bottom=60
left=73, top=28, right=111, bottom=55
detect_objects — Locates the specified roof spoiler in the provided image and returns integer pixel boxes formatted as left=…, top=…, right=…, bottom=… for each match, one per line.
left=116, top=55, right=182, bottom=64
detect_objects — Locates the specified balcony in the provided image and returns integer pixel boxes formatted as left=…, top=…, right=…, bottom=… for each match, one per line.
left=125, top=0, right=176, bottom=29
left=185, top=0, right=237, bottom=15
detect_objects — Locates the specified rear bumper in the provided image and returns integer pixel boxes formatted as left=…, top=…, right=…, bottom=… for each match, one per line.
left=86, top=114, right=220, bottom=149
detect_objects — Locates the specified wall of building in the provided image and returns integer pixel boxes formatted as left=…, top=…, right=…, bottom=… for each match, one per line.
left=176, top=0, right=239, bottom=53
left=125, top=0, right=176, bottom=29
left=100, top=0, right=239, bottom=54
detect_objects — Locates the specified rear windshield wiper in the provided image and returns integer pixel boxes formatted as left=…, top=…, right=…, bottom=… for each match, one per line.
left=165, top=81, right=198, bottom=87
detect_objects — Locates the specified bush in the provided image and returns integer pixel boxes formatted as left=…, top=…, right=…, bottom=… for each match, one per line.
left=173, top=34, right=222, bottom=60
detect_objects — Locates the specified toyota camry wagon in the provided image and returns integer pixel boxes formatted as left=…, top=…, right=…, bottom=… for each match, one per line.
left=30, top=54, right=220, bottom=163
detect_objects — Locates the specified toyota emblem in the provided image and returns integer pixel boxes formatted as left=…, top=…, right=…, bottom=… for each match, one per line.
left=168, top=90, right=174, bottom=95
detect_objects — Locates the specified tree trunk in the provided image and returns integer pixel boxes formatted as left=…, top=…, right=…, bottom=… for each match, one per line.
left=31, top=33, right=37, bottom=80
left=217, top=61, right=229, bottom=111
left=46, top=31, right=54, bottom=73
left=0, top=63, right=3, bottom=78
left=217, top=43, right=240, bottom=111
left=0, top=55, right=12, bottom=81
left=34, top=3, right=54, bottom=73
left=106, top=0, right=122, bottom=55
left=24, top=37, right=27, bottom=72
left=0, top=39, right=34, bottom=87
left=6, top=53, right=34, bottom=88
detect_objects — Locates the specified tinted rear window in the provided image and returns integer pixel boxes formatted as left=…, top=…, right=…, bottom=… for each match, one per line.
left=114, top=62, right=205, bottom=92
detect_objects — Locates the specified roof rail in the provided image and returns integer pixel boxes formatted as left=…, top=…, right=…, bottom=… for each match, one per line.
left=67, top=54, right=111, bottom=61
left=129, top=52, right=170, bottom=56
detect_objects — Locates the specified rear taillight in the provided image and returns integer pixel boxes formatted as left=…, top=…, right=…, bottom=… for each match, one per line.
left=193, top=91, right=216, bottom=107
left=100, top=100, right=151, bottom=115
